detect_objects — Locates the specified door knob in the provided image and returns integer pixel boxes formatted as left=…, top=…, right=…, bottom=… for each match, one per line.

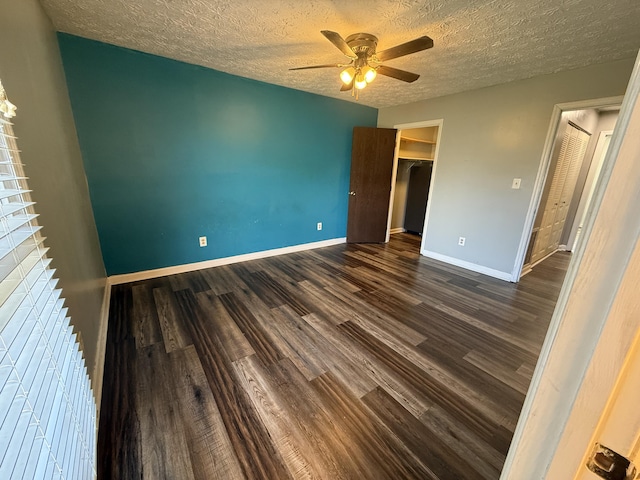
left=349, top=191, right=356, bottom=196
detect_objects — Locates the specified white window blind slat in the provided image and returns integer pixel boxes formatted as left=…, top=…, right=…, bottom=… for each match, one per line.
left=21, top=433, right=46, bottom=480
left=65, top=416, right=81, bottom=478
left=32, top=440, right=52, bottom=480
left=0, top=409, right=34, bottom=478
left=0, top=354, right=37, bottom=452
left=42, top=382, right=65, bottom=471
left=0, top=201, right=35, bottom=217
left=0, top=375, right=22, bottom=437
left=0, top=318, right=42, bottom=404
left=0, top=145, right=21, bottom=153
left=0, top=189, right=31, bottom=201
left=41, top=298, right=66, bottom=351
left=0, top=265, right=54, bottom=332
left=51, top=348, right=73, bottom=464
left=0, top=175, right=27, bottom=184
left=0, top=225, right=43, bottom=262
left=0, top=287, right=56, bottom=373
left=0, top=312, right=39, bottom=386
left=0, top=213, right=39, bottom=240
left=12, top=329, right=48, bottom=397
left=0, top=240, right=47, bottom=284
left=0, top=231, right=41, bottom=265
left=22, top=342, right=55, bottom=427
left=31, top=358, right=60, bottom=439
left=6, top=371, right=43, bottom=478
left=0, top=88, right=96, bottom=479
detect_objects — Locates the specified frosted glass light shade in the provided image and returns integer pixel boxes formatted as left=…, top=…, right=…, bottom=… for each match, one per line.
left=340, top=67, right=355, bottom=85
left=363, top=66, right=377, bottom=83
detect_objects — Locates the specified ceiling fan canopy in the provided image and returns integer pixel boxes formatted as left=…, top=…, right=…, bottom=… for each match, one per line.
left=290, top=30, right=434, bottom=99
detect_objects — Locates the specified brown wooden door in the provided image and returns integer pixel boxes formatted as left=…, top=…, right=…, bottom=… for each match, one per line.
left=347, top=127, right=397, bottom=243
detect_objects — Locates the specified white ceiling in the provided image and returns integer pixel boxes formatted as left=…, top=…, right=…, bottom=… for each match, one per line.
left=40, top=0, right=640, bottom=108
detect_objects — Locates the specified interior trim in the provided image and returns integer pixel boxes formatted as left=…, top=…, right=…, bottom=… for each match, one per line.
left=92, top=277, right=111, bottom=416
left=109, top=237, right=347, bottom=285
left=422, top=249, right=512, bottom=281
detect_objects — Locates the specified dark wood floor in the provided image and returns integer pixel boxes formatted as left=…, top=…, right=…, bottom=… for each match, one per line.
left=98, top=233, right=571, bottom=480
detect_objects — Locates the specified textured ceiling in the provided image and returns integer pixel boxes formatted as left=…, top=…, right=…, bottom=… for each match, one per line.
left=40, top=0, right=640, bottom=108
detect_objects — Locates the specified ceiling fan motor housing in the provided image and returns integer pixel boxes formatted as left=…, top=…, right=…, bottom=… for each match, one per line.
left=345, top=33, right=378, bottom=63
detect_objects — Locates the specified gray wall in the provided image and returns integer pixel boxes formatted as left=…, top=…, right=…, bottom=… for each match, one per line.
left=378, top=59, right=635, bottom=276
left=391, top=160, right=411, bottom=229
left=0, top=0, right=106, bottom=384
left=592, top=110, right=620, bottom=135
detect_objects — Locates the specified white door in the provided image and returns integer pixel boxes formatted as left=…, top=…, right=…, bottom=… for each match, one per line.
left=530, top=123, right=590, bottom=264
left=574, top=333, right=640, bottom=480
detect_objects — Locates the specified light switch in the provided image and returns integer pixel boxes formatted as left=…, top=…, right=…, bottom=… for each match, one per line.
left=512, top=178, right=522, bottom=189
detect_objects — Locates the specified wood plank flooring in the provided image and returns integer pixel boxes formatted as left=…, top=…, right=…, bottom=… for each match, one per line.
left=98, top=233, right=571, bottom=480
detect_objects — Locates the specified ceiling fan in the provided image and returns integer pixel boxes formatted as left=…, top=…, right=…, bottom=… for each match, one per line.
left=290, top=31, right=434, bottom=99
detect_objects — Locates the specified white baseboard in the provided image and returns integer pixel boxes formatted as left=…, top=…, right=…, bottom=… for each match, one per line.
left=92, top=277, right=111, bottom=416
left=390, top=228, right=406, bottom=234
left=520, top=265, right=533, bottom=277
left=526, top=249, right=559, bottom=271
left=422, top=249, right=513, bottom=282
left=109, top=237, right=347, bottom=285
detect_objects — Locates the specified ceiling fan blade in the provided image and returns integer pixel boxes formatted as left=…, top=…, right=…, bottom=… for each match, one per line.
left=340, top=79, right=354, bottom=92
left=376, top=65, right=420, bottom=83
left=376, top=36, right=434, bottom=62
left=289, top=64, right=343, bottom=71
left=321, top=30, right=357, bottom=59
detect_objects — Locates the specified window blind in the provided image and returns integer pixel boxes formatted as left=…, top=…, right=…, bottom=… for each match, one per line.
left=0, top=113, right=96, bottom=477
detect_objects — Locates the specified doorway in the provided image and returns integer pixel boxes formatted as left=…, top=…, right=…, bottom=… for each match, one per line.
left=386, top=120, right=443, bottom=252
left=517, top=100, right=622, bottom=278
left=566, top=129, right=614, bottom=251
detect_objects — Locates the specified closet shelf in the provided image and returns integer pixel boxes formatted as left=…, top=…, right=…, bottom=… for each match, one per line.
left=400, top=136, right=436, bottom=145
left=399, top=155, right=433, bottom=161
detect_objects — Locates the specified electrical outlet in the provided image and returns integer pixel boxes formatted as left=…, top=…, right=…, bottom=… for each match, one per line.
left=512, top=178, right=522, bottom=189
left=199, top=236, right=207, bottom=247
left=317, top=222, right=322, bottom=231
left=458, top=236, right=466, bottom=246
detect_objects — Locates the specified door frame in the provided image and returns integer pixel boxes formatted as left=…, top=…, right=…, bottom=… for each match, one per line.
left=511, top=95, right=624, bottom=281
left=566, top=129, right=614, bottom=252
left=387, top=119, right=444, bottom=254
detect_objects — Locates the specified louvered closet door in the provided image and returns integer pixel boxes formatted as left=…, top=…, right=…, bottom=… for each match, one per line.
left=530, top=123, right=590, bottom=264
left=530, top=129, right=571, bottom=264
left=549, top=127, right=590, bottom=248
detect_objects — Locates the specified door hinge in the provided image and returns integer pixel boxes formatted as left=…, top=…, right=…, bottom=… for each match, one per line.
left=587, top=443, right=637, bottom=480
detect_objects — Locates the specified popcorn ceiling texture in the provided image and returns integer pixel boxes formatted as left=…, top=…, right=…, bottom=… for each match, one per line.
left=41, top=0, right=640, bottom=108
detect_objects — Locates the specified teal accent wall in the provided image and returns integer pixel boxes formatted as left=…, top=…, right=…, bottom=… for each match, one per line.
left=57, top=34, right=378, bottom=275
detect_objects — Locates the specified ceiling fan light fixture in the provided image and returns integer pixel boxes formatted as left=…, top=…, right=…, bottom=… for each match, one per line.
left=291, top=31, right=433, bottom=99
left=362, top=66, right=377, bottom=83
left=340, top=67, right=355, bottom=85
left=354, top=72, right=367, bottom=90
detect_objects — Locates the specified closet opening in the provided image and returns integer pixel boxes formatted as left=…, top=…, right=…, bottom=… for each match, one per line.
left=387, top=120, right=443, bottom=253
